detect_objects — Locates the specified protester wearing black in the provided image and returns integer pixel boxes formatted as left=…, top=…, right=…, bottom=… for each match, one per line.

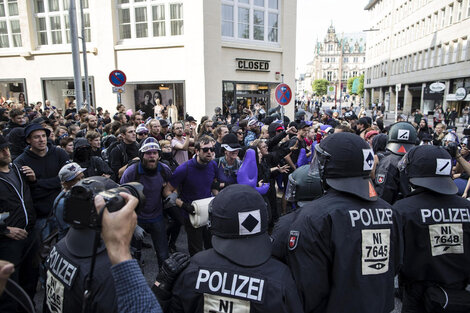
left=73, top=138, right=115, bottom=180
left=375, top=122, right=417, bottom=204
left=0, top=135, right=38, bottom=312
left=154, top=185, right=303, bottom=312
left=275, top=132, right=401, bottom=313
left=394, top=145, right=470, bottom=313
left=6, top=127, right=27, bottom=161
left=14, top=123, right=70, bottom=223
left=109, top=125, right=139, bottom=181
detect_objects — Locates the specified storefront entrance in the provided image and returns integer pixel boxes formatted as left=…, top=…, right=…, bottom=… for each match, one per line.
left=223, top=81, right=277, bottom=116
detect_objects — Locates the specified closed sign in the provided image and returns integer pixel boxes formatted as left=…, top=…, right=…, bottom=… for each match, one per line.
left=236, top=58, right=270, bottom=72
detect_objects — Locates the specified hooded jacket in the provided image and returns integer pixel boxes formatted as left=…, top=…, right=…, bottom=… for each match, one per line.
left=14, top=143, right=70, bottom=217
left=0, top=164, right=35, bottom=237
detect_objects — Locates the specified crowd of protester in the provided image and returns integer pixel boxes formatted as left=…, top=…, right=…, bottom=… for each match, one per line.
left=0, top=98, right=469, bottom=312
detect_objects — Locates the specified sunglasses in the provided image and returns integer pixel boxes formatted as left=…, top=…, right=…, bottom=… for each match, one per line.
left=201, top=147, right=215, bottom=152
left=236, top=131, right=244, bottom=135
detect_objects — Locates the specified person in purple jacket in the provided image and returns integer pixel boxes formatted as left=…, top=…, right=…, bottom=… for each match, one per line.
left=121, top=137, right=172, bottom=267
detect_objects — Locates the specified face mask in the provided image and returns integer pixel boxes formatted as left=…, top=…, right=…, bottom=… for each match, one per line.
left=74, top=148, right=90, bottom=162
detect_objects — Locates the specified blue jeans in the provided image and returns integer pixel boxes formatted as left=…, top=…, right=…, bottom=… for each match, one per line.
left=138, top=218, right=169, bottom=267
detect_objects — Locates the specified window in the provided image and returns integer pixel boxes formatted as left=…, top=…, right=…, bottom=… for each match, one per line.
left=436, top=45, right=443, bottom=66
left=117, top=0, right=183, bottom=40
left=170, top=3, right=183, bottom=36
left=448, top=5, right=453, bottom=25
left=461, top=38, right=468, bottom=62
left=451, top=40, right=458, bottom=63
left=429, top=48, right=435, bottom=67
left=0, top=0, right=22, bottom=48
left=222, top=4, right=233, bottom=37
left=34, top=0, right=90, bottom=46
left=440, top=8, right=445, bottom=28
left=221, top=0, right=279, bottom=43
left=327, top=71, right=332, bottom=81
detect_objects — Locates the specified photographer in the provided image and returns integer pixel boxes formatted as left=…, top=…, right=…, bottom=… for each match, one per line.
left=97, top=192, right=163, bottom=313
left=44, top=178, right=119, bottom=313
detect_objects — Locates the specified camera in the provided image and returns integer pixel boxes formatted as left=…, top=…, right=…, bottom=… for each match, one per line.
left=63, top=176, right=145, bottom=229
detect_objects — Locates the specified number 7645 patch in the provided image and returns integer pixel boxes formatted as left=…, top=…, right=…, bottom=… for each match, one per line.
left=361, top=229, right=390, bottom=275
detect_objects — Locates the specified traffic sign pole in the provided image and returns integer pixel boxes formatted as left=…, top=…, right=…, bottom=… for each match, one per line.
left=281, top=74, right=284, bottom=125
left=109, top=70, right=127, bottom=107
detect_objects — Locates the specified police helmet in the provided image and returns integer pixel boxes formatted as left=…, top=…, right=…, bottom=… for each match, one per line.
left=285, top=165, right=323, bottom=206
left=208, top=184, right=271, bottom=267
left=399, top=145, right=457, bottom=195
left=310, top=132, right=377, bottom=201
left=386, top=122, right=417, bottom=155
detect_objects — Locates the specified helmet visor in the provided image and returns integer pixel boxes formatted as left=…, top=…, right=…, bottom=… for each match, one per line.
left=309, top=144, right=331, bottom=177
left=285, top=174, right=297, bottom=202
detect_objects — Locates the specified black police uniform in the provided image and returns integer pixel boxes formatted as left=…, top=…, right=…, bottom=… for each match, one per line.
left=284, top=189, right=400, bottom=313
left=167, top=184, right=303, bottom=313
left=280, top=132, right=401, bottom=313
left=395, top=190, right=470, bottom=312
left=44, top=238, right=117, bottom=313
left=374, top=151, right=410, bottom=204
left=170, top=249, right=303, bottom=313
left=375, top=122, right=417, bottom=204
left=393, top=145, right=470, bottom=312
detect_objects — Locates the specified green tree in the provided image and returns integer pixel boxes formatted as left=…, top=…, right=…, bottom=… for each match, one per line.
left=347, top=77, right=356, bottom=93
left=358, top=74, right=364, bottom=97
left=312, top=79, right=329, bottom=96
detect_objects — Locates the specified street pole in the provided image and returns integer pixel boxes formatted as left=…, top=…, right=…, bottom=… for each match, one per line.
left=280, top=74, right=285, bottom=125
left=69, top=0, right=83, bottom=110
left=338, top=39, right=343, bottom=115
left=79, top=0, right=91, bottom=112
left=395, top=86, right=399, bottom=122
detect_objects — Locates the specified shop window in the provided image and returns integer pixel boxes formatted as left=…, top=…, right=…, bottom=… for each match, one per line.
left=0, top=0, right=22, bottom=48
left=34, top=0, right=90, bottom=46
left=133, top=82, right=185, bottom=122
left=221, top=0, right=279, bottom=44
left=0, top=79, right=26, bottom=105
left=117, top=0, right=183, bottom=40
left=42, top=77, right=94, bottom=110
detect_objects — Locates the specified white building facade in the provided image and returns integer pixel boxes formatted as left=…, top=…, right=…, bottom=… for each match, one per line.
left=308, top=25, right=366, bottom=98
left=0, top=0, right=296, bottom=120
left=364, top=0, right=470, bottom=116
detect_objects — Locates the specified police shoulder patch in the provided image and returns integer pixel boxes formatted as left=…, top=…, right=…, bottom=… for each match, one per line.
left=288, top=230, right=300, bottom=250
left=376, top=174, right=386, bottom=184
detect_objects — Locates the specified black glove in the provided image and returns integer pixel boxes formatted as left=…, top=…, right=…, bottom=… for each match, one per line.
left=181, top=202, right=195, bottom=215
left=152, top=252, right=190, bottom=296
left=211, top=180, right=221, bottom=190
left=445, top=142, right=459, bottom=158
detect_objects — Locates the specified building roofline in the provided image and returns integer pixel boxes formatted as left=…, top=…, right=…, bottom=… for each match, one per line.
left=364, top=0, right=378, bottom=10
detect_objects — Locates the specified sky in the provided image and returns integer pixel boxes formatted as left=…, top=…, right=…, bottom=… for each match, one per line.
left=295, top=0, right=370, bottom=76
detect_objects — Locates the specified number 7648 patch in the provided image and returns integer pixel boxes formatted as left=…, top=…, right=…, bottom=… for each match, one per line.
left=429, top=223, right=464, bottom=256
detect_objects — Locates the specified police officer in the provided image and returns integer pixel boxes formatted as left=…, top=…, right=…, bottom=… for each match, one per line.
left=278, top=132, right=401, bottom=313
left=272, top=164, right=322, bottom=263
left=44, top=176, right=118, bottom=313
left=375, top=121, right=417, bottom=204
left=154, top=184, right=303, bottom=312
left=394, top=145, right=470, bottom=313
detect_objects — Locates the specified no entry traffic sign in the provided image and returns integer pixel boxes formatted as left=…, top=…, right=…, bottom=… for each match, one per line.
left=109, top=70, right=127, bottom=87
left=275, top=83, right=292, bottom=106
